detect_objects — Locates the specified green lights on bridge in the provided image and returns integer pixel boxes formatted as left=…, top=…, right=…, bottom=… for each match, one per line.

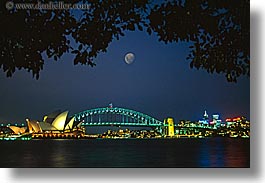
left=73, top=107, right=177, bottom=136
left=73, top=107, right=163, bottom=127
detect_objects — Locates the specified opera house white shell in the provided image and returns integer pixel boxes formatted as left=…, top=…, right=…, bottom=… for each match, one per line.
left=8, top=126, right=27, bottom=134
left=26, top=111, right=77, bottom=133
left=51, top=111, right=69, bottom=131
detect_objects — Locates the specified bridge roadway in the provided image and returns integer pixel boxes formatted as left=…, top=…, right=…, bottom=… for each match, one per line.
left=81, top=121, right=160, bottom=127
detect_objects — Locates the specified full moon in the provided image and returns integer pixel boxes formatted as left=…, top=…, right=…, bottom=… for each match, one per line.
left=124, top=53, right=135, bottom=64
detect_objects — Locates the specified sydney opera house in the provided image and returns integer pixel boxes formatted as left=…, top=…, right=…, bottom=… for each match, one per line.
left=6, top=110, right=85, bottom=139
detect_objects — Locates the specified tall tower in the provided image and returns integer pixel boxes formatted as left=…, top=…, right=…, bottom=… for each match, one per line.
left=199, top=110, right=209, bottom=125
left=164, top=118, right=175, bottom=137
left=203, top=110, right=209, bottom=120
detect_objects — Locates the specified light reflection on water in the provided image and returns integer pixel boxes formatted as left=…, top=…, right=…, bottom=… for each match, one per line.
left=0, top=138, right=249, bottom=167
left=198, top=138, right=250, bottom=167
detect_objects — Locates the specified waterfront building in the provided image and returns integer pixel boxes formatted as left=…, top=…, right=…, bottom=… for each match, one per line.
left=26, top=110, right=80, bottom=133
left=226, top=117, right=240, bottom=128
left=3, top=110, right=85, bottom=138
left=212, top=114, right=222, bottom=128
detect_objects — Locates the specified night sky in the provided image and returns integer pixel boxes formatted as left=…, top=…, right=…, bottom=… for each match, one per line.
left=0, top=30, right=250, bottom=124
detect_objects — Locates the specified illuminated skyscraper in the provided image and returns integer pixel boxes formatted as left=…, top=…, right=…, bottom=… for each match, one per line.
left=199, top=110, right=209, bottom=125
left=212, top=114, right=222, bottom=128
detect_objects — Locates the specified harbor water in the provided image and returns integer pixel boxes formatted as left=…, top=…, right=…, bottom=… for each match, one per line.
left=0, top=138, right=250, bottom=168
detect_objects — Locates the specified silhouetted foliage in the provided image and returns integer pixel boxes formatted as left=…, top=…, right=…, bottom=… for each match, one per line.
left=0, top=0, right=249, bottom=82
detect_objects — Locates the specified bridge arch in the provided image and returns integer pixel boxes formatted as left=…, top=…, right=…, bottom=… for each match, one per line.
left=73, top=107, right=163, bottom=127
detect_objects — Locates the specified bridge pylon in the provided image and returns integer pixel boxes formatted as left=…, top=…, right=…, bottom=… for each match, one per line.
left=163, top=117, right=175, bottom=137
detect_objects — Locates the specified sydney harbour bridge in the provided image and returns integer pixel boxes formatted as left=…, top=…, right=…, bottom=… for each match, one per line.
left=73, top=106, right=174, bottom=136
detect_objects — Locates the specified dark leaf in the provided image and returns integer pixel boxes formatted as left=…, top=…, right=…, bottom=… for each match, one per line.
left=78, top=44, right=83, bottom=51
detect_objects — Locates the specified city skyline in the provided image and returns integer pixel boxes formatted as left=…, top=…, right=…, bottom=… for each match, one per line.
left=0, top=104, right=249, bottom=125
